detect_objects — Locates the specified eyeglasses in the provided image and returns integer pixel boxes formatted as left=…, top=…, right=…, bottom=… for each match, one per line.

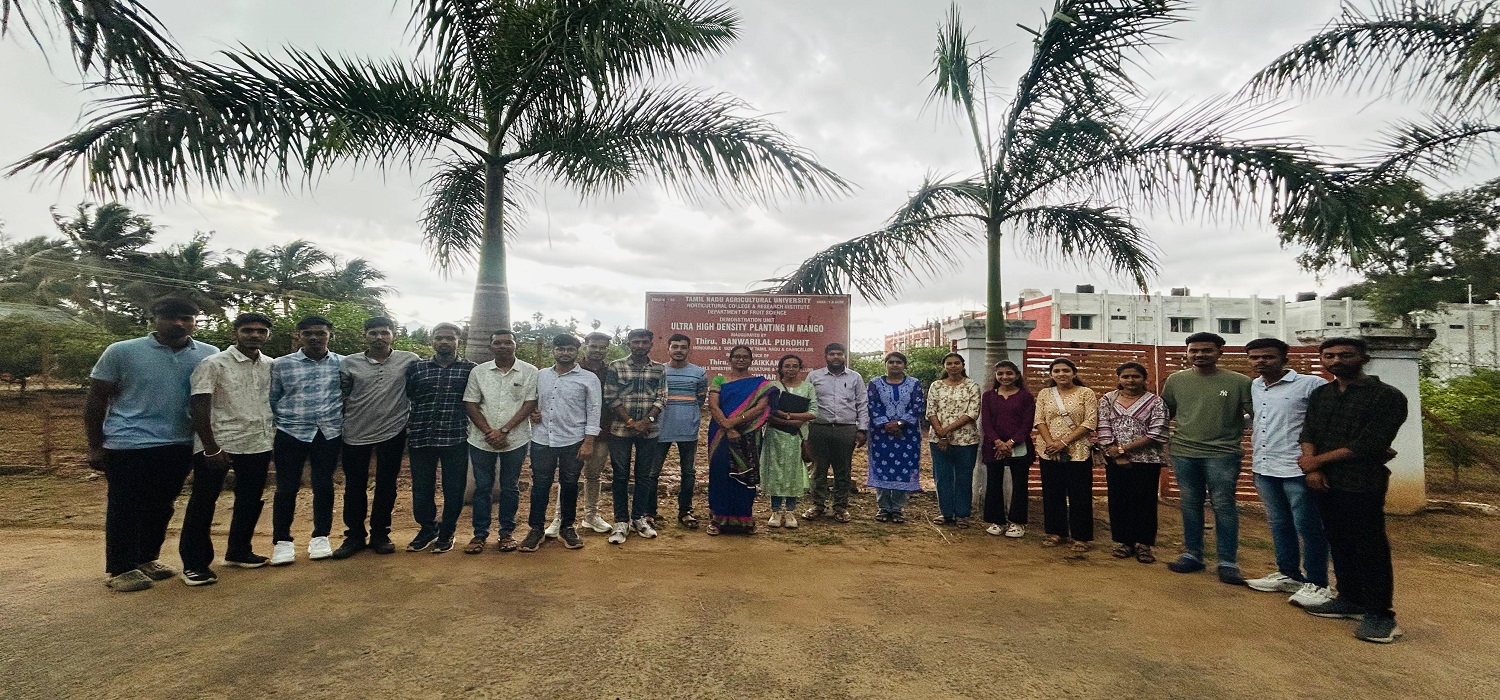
left=730, top=354, right=752, bottom=360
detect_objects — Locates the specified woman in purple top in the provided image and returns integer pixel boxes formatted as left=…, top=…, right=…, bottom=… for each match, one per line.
left=980, top=361, right=1035, bottom=538
left=1095, top=362, right=1170, bottom=564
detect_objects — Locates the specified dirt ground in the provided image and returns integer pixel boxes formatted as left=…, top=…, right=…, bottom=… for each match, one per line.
left=3, top=392, right=1500, bottom=699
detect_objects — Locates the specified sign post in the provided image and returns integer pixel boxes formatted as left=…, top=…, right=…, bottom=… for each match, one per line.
left=644, top=293, right=852, bottom=375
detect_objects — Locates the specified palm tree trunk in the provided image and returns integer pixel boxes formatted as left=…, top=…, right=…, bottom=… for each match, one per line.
left=984, top=217, right=1008, bottom=373
left=95, top=279, right=111, bottom=330
left=466, top=157, right=511, bottom=364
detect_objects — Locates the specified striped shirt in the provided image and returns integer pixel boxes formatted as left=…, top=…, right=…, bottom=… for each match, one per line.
left=405, top=357, right=477, bottom=450
left=270, top=349, right=344, bottom=442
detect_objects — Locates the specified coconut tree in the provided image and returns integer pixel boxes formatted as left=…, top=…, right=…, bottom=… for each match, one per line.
left=318, top=257, right=392, bottom=314
left=49, top=201, right=155, bottom=328
left=9, top=0, right=850, bottom=362
left=230, top=240, right=334, bottom=317
left=0, top=0, right=181, bottom=82
left=767, top=1, right=1356, bottom=369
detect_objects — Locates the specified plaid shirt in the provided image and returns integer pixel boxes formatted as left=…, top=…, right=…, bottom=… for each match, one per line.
left=405, top=357, right=477, bottom=450
left=604, top=356, right=666, bottom=438
left=1298, top=375, right=1408, bottom=493
left=269, top=349, right=344, bottom=442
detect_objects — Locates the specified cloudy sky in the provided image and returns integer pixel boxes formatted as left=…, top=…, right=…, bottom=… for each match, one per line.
left=0, top=0, right=1436, bottom=345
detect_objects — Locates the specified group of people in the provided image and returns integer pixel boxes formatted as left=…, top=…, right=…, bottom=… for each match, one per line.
left=87, top=298, right=1410, bottom=644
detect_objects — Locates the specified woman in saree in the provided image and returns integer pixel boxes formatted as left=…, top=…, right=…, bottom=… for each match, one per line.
left=705, top=345, right=778, bottom=536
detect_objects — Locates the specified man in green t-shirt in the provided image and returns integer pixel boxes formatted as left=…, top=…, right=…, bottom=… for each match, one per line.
left=1161, top=332, right=1253, bottom=585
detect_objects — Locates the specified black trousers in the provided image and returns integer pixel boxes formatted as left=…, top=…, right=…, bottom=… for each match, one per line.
left=272, top=430, right=341, bottom=542
left=1039, top=458, right=1094, bottom=541
left=409, top=442, right=469, bottom=537
left=529, top=443, right=584, bottom=530
left=659, top=440, right=698, bottom=517
left=178, top=451, right=271, bottom=569
left=1105, top=462, right=1162, bottom=547
left=340, top=431, right=407, bottom=543
left=983, top=457, right=1032, bottom=525
left=1319, top=483, right=1396, bottom=618
left=103, top=445, right=194, bottom=575
left=807, top=423, right=857, bottom=511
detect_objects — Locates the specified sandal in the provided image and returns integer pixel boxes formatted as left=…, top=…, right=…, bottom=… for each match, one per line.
left=1136, top=546, right=1157, bottom=564
left=1041, top=535, right=1064, bottom=548
left=1070, top=541, right=1093, bottom=553
left=955, top=517, right=971, bottom=529
left=873, top=511, right=890, bottom=523
left=1112, top=543, right=1135, bottom=559
left=705, top=523, right=720, bottom=536
left=833, top=509, right=851, bottom=523
left=890, top=512, right=907, bottom=524
left=463, top=537, right=486, bottom=555
left=678, top=512, right=699, bottom=529
left=932, top=515, right=951, bottom=525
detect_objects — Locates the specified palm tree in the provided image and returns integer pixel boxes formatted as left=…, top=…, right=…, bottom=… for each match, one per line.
left=9, top=0, right=849, bottom=362
left=0, top=234, right=73, bottom=306
left=128, top=233, right=228, bottom=315
left=229, top=240, right=333, bottom=316
left=767, top=1, right=1355, bottom=369
left=50, top=201, right=155, bottom=328
left=319, top=257, right=392, bottom=314
left=0, top=0, right=182, bottom=82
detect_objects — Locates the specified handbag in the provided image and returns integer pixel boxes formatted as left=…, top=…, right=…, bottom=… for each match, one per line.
left=772, top=391, right=812, bottom=435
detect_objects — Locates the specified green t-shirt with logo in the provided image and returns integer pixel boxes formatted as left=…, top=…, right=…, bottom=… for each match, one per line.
left=1161, top=368, right=1253, bottom=458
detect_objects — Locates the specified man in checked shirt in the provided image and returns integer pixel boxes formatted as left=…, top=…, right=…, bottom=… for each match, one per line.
left=402, top=323, right=476, bottom=552
left=604, top=328, right=667, bottom=544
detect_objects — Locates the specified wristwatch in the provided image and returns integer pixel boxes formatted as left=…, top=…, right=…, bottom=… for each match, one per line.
left=648, top=415, right=657, bottom=423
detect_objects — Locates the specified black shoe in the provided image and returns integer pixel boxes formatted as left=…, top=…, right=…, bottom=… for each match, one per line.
left=407, top=528, right=438, bottom=552
left=561, top=527, right=584, bottom=550
left=1167, top=554, right=1206, bottom=574
left=330, top=539, right=366, bottom=560
left=1355, top=615, right=1404, bottom=643
left=370, top=540, right=396, bottom=555
left=1217, top=565, right=1248, bottom=586
left=1305, top=597, right=1366, bottom=619
left=518, top=529, right=545, bottom=553
left=432, top=535, right=455, bottom=553
left=223, top=553, right=269, bottom=569
left=180, top=568, right=218, bottom=586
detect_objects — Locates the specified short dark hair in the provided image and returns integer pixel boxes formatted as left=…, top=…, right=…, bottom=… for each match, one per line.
left=1319, top=336, right=1368, bottom=356
left=491, top=329, right=515, bottom=340
left=824, top=342, right=847, bottom=354
left=296, top=315, right=333, bottom=331
left=777, top=354, right=804, bottom=373
left=627, top=328, right=654, bottom=341
left=1184, top=332, right=1226, bottom=347
left=364, top=316, right=396, bottom=331
left=431, top=322, right=462, bottom=337
left=940, top=352, right=968, bottom=378
left=553, top=334, right=580, bottom=348
left=149, top=297, right=200, bottom=318
left=885, top=351, right=908, bottom=364
left=667, top=333, right=691, bottom=345
left=1244, top=337, right=1290, bottom=356
left=583, top=331, right=612, bottom=344
left=232, top=312, right=274, bottom=330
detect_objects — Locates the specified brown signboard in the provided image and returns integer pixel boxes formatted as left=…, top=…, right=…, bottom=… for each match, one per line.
left=644, top=292, right=852, bottom=375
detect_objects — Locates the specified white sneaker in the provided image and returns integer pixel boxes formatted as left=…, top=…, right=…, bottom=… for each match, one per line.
left=545, top=517, right=562, bottom=539
left=1247, top=571, right=1302, bottom=593
left=270, top=540, right=295, bottom=566
left=584, top=514, right=613, bottom=534
left=986, top=523, right=1004, bottom=536
left=633, top=517, right=658, bottom=539
left=1288, top=582, right=1335, bottom=608
left=1004, top=524, right=1025, bottom=538
left=768, top=511, right=784, bottom=528
left=783, top=513, right=799, bottom=529
left=608, top=522, right=629, bottom=545
left=308, top=536, right=333, bottom=560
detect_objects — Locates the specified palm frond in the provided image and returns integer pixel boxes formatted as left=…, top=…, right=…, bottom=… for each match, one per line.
left=1245, top=0, right=1500, bottom=109
left=767, top=178, right=986, bottom=300
left=1366, top=114, right=1500, bottom=179
left=1, top=0, right=182, bottom=82
left=1008, top=202, right=1158, bottom=291
left=419, top=156, right=530, bottom=274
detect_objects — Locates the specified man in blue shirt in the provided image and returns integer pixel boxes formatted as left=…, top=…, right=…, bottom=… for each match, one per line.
left=268, top=315, right=344, bottom=566
left=86, top=297, right=218, bottom=592
left=520, top=334, right=601, bottom=552
left=656, top=333, right=708, bottom=528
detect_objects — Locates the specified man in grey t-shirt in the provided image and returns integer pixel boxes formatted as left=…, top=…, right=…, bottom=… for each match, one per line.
left=334, top=316, right=419, bottom=558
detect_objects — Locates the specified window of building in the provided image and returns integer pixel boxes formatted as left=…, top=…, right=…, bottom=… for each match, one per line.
left=1359, top=321, right=1385, bottom=329
left=1110, top=315, right=1127, bottom=321
left=1066, top=314, right=1094, bottom=330
left=1450, top=324, right=1466, bottom=329
left=1217, top=319, right=1243, bottom=334
left=1260, top=319, right=1276, bottom=325
left=1170, top=317, right=1194, bottom=333
left=1326, top=321, right=1342, bottom=327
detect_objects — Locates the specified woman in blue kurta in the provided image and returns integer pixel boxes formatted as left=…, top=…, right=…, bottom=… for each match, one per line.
left=867, top=352, right=926, bottom=524
left=705, top=346, right=778, bottom=535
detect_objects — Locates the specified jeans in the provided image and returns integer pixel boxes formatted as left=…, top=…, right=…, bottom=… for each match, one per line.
left=103, top=445, right=193, bottom=575
left=610, top=435, right=662, bottom=522
left=983, top=457, right=1031, bottom=525
left=659, top=440, right=698, bottom=517
left=339, top=431, right=407, bottom=543
left=1254, top=473, right=1329, bottom=587
left=409, top=442, right=468, bottom=537
left=1172, top=454, right=1243, bottom=566
left=179, top=450, right=271, bottom=570
left=1318, top=482, right=1395, bottom=618
left=1105, top=462, right=1162, bottom=547
left=770, top=496, right=799, bottom=511
left=876, top=488, right=910, bottom=513
left=807, top=423, right=856, bottom=511
left=529, top=443, right=584, bottom=530
left=470, top=444, right=526, bottom=539
left=272, top=430, right=341, bottom=543
left=931, top=442, right=977, bottom=519
left=1040, top=459, right=1094, bottom=541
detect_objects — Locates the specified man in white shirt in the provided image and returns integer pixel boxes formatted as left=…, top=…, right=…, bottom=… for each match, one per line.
left=520, top=334, right=600, bottom=551
left=1243, top=338, right=1332, bottom=607
left=461, top=329, right=538, bottom=554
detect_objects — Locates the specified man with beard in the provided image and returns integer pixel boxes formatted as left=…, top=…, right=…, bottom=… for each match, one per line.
left=87, top=297, right=218, bottom=592
left=403, top=323, right=477, bottom=551
left=521, top=334, right=601, bottom=552
left=604, top=329, right=667, bottom=544
left=656, top=333, right=708, bottom=528
left=1298, top=337, right=1409, bottom=644
left=545, top=331, right=617, bottom=537
left=178, top=312, right=277, bottom=586
left=803, top=343, right=868, bottom=523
